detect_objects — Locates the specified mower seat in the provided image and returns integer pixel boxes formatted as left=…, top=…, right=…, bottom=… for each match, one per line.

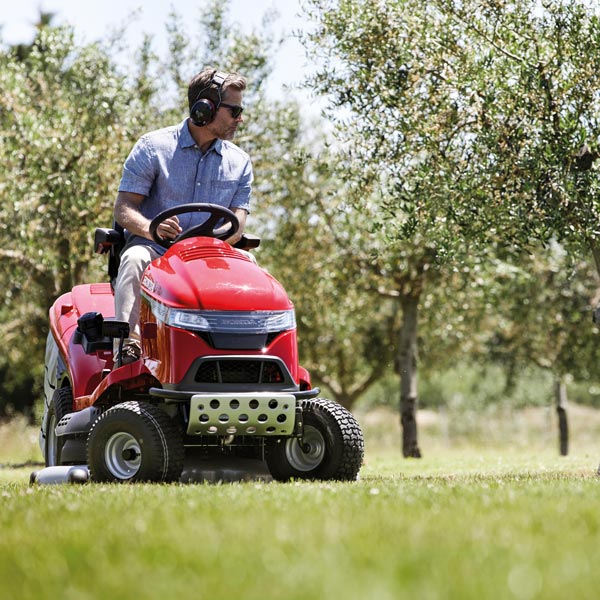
left=94, top=225, right=125, bottom=285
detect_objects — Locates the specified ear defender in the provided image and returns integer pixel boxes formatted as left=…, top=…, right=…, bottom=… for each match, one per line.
left=190, top=97, right=216, bottom=127
left=189, top=71, right=228, bottom=127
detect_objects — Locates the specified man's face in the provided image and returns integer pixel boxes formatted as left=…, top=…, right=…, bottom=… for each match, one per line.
left=206, top=88, right=244, bottom=141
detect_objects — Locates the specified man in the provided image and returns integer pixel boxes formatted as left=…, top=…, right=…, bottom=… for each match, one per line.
left=113, top=67, right=252, bottom=364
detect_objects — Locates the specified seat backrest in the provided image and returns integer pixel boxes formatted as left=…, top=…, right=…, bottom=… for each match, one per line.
left=94, top=223, right=125, bottom=286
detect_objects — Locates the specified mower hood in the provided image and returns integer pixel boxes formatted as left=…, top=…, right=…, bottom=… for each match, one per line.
left=141, top=237, right=293, bottom=312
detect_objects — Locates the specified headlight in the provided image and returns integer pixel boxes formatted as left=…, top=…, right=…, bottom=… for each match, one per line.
left=168, top=311, right=211, bottom=330
left=143, top=295, right=295, bottom=334
left=168, top=309, right=296, bottom=333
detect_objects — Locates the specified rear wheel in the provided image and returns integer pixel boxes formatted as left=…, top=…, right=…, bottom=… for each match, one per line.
left=87, top=401, right=184, bottom=483
left=44, top=387, right=73, bottom=467
left=44, top=408, right=60, bottom=467
left=266, top=398, right=364, bottom=481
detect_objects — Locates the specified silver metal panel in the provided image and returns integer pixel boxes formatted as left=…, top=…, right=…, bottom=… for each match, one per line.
left=187, top=392, right=296, bottom=436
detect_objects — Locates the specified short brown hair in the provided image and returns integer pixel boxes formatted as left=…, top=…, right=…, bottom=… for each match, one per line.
left=188, top=67, right=247, bottom=110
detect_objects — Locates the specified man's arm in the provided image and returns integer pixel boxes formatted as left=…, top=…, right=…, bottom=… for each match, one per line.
left=114, top=191, right=181, bottom=241
left=223, top=208, right=248, bottom=246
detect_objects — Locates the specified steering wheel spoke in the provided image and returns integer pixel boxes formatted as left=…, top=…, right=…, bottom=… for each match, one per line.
left=200, top=213, right=222, bottom=232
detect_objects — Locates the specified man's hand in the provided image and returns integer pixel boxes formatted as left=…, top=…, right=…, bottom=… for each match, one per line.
left=155, top=216, right=182, bottom=240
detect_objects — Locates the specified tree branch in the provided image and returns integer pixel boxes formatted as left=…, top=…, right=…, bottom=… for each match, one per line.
left=0, top=249, right=55, bottom=287
left=449, top=9, right=529, bottom=66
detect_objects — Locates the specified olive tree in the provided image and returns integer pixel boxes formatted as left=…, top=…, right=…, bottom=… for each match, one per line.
left=300, top=0, right=600, bottom=454
left=301, top=0, right=483, bottom=455
left=0, top=26, right=138, bottom=416
left=402, top=0, right=600, bottom=453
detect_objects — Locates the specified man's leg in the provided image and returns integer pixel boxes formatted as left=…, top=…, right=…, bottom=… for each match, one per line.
left=113, top=244, right=160, bottom=362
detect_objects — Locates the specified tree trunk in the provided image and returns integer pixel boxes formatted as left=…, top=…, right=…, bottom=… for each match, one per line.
left=398, top=293, right=421, bottom=458
left=503, top=357, right=518, bottom=396
left=554, top=377, right=569, bottom=456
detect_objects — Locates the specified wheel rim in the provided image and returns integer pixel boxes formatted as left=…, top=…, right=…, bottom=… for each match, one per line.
left=285, top=425, right=326, bottom=472
left=104, top=432, right=142, bottom=479
left=47, top=414, right=58, bottom=466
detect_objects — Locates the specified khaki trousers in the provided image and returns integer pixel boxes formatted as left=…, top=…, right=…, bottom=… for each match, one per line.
left=113, top=244, right=161, bottom=351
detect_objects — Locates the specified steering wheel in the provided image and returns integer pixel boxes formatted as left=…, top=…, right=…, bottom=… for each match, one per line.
left=149, top=203, right=240, bottom=249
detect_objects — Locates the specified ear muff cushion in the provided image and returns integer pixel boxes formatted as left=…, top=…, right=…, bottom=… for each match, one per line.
left=190, top=97, right=216, bottom=127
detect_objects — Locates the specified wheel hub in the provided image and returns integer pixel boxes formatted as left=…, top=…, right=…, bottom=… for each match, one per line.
left=285, top=425, right=326, bottom=472
left=105, top=432, right=142, bottom=479
left=122, top=448, right=141, bottom=461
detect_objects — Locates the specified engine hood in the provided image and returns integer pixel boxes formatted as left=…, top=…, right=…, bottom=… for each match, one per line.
left=141, top=238, right=292, bottom=311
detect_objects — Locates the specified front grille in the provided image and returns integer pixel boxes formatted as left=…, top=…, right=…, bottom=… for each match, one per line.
left=196, top=330, right=283, bottom=349
left=195, top=359, right=285, bottom=384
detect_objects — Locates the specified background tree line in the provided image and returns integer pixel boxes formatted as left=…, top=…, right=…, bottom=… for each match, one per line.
left=1, top=0, right=599, bottom=458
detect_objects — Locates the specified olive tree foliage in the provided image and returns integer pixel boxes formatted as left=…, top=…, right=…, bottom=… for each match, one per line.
left=430, top=0, right=600, bottom=268
left=0, top=26, right=138, bottom=415
left=302, top=0, right=475, bottom=254
left=301, top=0, right=600, bottom=257
left=155, top=0, right=277, bottom=123
left=478, top=251, right=600, bottom=386
left=463, top=245, right=600, bottom=455
left=303, top=0, right=600, bottom=263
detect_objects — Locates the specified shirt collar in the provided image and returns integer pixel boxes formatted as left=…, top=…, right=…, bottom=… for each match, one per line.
left=179, top=119, right=223, bottom=155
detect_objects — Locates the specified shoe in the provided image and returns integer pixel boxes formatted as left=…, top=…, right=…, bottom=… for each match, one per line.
left=114, top=344, right=141, bottom=368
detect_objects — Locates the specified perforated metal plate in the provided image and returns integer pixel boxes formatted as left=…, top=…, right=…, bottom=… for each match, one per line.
left=187, top=393, right=296, bottom=436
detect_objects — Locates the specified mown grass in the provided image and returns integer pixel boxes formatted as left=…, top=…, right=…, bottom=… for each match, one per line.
left=1, top=407, right=600, bottom=600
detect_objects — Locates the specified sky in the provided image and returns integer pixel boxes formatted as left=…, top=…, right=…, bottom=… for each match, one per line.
left=0, top=0, right=312, bottom=101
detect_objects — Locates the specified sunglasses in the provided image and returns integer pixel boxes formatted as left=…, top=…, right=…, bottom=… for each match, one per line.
left=220, top=103, right=244, bottom=119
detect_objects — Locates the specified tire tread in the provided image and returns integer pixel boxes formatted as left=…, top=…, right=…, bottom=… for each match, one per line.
left=54, top=386, right=74, bottom=422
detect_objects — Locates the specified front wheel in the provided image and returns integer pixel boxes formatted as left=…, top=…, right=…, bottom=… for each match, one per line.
left=265, top=398, right=364, bottom=481
left=87, top=401, right=184, bottom=483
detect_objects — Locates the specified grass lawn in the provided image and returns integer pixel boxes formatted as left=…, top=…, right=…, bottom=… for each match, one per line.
left=1, top=407, right=599, bottom=600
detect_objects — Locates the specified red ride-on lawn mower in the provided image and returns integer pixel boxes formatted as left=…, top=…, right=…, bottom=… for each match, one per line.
left=39, top=204, right=364, bottom=483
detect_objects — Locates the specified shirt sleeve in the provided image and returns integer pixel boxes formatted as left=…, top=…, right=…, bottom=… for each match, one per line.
left=230, top=158, right=253, bottom=213
left=118, top=136, right=157, bottom=196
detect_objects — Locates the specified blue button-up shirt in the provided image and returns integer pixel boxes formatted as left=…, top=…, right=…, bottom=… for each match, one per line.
left=118, top=118, right=252, bottom=252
